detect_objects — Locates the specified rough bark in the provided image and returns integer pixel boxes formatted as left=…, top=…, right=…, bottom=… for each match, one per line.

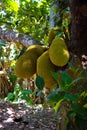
left=69, top=0, right=87, bottom=56
left=0, top=27, right=43, bottom=47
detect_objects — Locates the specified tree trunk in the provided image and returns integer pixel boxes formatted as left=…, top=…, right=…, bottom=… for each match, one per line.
left=69, top=0, right=87, bottom=56
left=50, top=0, right=60, bottom=28
left=50, top=0, right=68, bottom=28
left=0, top=27, right=43, bottom=47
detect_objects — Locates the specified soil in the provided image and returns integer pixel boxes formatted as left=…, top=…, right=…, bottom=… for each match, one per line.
left=0, top=100, right=58, bottom=130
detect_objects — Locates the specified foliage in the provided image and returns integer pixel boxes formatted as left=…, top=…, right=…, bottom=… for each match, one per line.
left=0, top=1, right=87, bottom=129
left=0, top=0, right=50, bottom=44
left=35, top=64, right=87, bottom=129
left=0, top=0, right=51, bottom=90
left=0, top=40, right=21, bottom=83
left=35, top=75, right=45, bottom=98
left=35, top=75, right=45, bottom=90
left=17, top=0, right=50, bottom=43
left=46, top=67, right=87, bottom=130
left=5, top=84, right=34, bottom=105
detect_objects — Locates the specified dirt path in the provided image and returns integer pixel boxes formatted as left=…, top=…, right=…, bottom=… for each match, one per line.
left=0, top=100, right=57, bottom=130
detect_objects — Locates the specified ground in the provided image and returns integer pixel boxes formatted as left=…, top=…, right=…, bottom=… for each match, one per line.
left=0, top=100, right=57, bottom=130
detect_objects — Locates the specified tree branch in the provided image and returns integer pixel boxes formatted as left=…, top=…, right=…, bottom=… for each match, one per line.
left=0, top=27, right=43, bottom=47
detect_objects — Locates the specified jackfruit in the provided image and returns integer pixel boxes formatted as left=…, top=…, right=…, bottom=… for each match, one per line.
left=49, top=37, right=70, bottom=67
left=14, top=45, right=44, bottom=78
left=48, top=27, right=58, bottom=46
left=37, top=50, right=57, bottom=88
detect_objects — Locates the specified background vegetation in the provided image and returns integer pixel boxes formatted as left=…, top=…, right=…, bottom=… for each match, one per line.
left=0, top=0, right=87, bottom=130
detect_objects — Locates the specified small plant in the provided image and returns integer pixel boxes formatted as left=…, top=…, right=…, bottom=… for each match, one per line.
left=46, top=69, right=87, bottom=130
left=35, top=75, right=49, bottom=107
left=5, top=84, right=34, bottom=105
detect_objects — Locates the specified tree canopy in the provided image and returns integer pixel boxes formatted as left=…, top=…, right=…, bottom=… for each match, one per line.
left=0, top=0, right=51, bottom=44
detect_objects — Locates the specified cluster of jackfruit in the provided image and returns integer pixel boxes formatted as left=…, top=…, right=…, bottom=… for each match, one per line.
left=14, top=28, right=70, bottom=88
left=36, top=37, right=70, bottom=88
left=37, top=50, right=57, bottom=88
left=14, top=45, right=45, bottom=78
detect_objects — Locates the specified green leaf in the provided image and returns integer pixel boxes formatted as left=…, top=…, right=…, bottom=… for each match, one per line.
left=47, top=93, right=59, bottom=102
left=71, top=77, right=87, bottom=85
left=35, top=76, right=45, bottom=90
left=47, top=91, right=65, bottom=102
left=67, top=111, right=76, bottom=117
left=37, top=90, right=43, bottom=97
left=51, top=71, right=63, bottom=88
left=9, top=74, right=17, bottom=83
left=21, top=89, right=33, bottom=95
left=64, top=94, right=79, bottom=102
left=51, top=71, right=59, bottom=81
left=21, top=95, right=32, bottom=103
left=13, top=85, right=20, bottom=95
left=53, top=88, right=61, bottom=94
left=54, top=99, right=64, bottom=112
left=6, top=93, right=14, bottom=101
left=60, top=71, right=73, bottom=85
left=83, top=104, right=87, bottom=108
left=72, top=104, right=87, bottom=119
